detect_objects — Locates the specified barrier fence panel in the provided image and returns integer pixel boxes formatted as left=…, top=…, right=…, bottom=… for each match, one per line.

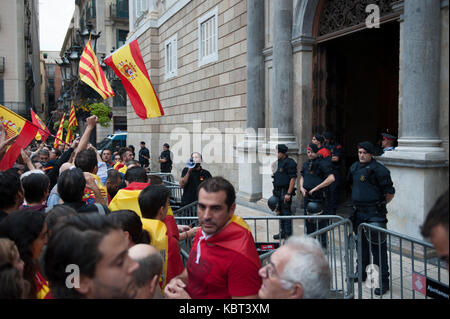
left=356, top=223, right=449, bottom=299
left=147, top=172, right=174, bottom=183
left=174, top=212, right=355, bottom=299
left=163, top=181, right=183, bottom=210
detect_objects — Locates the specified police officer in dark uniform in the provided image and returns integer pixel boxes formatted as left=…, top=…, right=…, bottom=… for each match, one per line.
left=348, top=141, right=395, bottom=296
left=299, top=143, right=335, bottom=247
left=158, top=143, right=173, bottom=173
left=323, top=131, right=343, bottom=214
left=271, top=144, right=297, bottom=240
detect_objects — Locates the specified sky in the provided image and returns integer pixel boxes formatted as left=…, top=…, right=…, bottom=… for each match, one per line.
left=39, top=0, right=75, bottom=52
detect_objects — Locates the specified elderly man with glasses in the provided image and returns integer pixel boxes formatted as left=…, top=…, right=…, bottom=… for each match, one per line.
left=258, top=236, right=330, bottom=299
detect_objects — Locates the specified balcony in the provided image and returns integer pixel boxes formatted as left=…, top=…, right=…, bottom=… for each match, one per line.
left=110, top=0, right=129, bottom=21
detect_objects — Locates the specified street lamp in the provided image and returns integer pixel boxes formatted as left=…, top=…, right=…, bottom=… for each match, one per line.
left=78, top=22, right=101, bottom=51
left=68, top=45, right=82, bottom=78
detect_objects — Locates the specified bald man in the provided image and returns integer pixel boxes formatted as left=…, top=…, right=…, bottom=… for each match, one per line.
left=46, top=163, right=75, bottom=209
left=128, top=244, right=164, bottom=299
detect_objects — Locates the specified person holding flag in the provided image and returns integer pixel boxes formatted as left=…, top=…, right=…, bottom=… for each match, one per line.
left=164, top=177, right=262, bottom=299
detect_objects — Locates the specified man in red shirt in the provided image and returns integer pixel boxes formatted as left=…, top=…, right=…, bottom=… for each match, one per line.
left=312, top=133, right=331, bottom=159
left=164, top=177, right=261, bottom=299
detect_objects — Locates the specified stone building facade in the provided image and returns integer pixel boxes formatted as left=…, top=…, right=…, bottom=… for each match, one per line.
left=0, top=0, right=41, bottom=118
left=127, top=0, right=449, bottom=240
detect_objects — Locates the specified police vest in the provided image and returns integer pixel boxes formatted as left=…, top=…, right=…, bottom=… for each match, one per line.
left=273, top=157, right=296, bottom=188
left=349, top=161, right=385, bottom=204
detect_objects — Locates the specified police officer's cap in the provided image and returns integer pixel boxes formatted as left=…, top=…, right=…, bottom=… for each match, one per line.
left=307, top=143, right=319, bottom=153
left=323, top=131, right=334, bottom=140
left=381, top=133, right=396, bottom=141
left=357, top=141, right=375, bottom=154
left=314, top=134, right=325, bottom=144
left=277, top=144, right=288, bottom=154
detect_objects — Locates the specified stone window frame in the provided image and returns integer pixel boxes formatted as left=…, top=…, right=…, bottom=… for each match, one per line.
left=165, top=33, right=178, bottom=80
left=197, top=6, right=218, bottom=67
left=135, top=0, right=149, bottom=21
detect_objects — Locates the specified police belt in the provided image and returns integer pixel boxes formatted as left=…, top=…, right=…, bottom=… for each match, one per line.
left=353, top=202, right=380, bottom=213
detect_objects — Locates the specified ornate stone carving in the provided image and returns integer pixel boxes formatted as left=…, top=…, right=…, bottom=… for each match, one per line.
left=318, top=0, right=396, bottom=36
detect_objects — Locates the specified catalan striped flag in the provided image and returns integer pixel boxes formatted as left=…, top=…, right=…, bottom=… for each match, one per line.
left=30, top=109, right=50, bottom=143
left=53, top=114, right=65, bottom=149
left=0, top=105, right=38, bottom=170
left=65, top=101, right=78, bottom=144
left=79, top=39, right=115, bottom=99
left=105, top=40, right=164, bottom=120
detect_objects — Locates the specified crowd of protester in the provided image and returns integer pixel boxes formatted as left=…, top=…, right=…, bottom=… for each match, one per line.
left=0, top=115, right=447, bottom=300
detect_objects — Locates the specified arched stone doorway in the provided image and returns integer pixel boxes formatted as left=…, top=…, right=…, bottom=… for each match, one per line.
left=293, top=0, right=401, bottom=202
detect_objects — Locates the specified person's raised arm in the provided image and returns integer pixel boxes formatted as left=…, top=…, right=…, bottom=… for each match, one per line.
left=76, top=115, right=98, bottom=155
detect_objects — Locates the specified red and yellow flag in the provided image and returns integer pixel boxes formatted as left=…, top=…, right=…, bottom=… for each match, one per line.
left=30, top=109, right=50, bottom=143
left=79, top=39, right=114, bottom=99
left=108, top=182, right=150, bottom=217
left=141, top=218, right=183, bottom=291
left=0, top=105, right=38, bottom=170
left=105, top=40, right=164, bottom=120
left=53, top=114, right=65, bottom=149
left=65, top=101, right=78, bottom=144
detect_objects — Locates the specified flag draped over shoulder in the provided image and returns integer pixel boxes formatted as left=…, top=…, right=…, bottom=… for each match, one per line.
left=53, top=114, right=65, bottom=149
left=141, top=218, right=183, bottom=291
left=65, top=101, right=78, bottom=144
left=79, top=39, right=114, bottom=99
left=0, top=105, right=38, bottom=170
left=108, top=182, right=150, bottom=217
left=30, top=109, right=50, bottom=143
left=105, top=40, right=164, bottom=120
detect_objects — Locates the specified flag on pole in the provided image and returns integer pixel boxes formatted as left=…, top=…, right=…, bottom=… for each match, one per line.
left=30, top=109, right=50, bottom=143
left=53, top=114, right=65, bottom=149
left=0, top=104, right=38, bottom=170
left=79, top=38, right=115, bottom=99
left=65, top=101, right=78, bottom=144
left=105, top=40, right=164, bottom=120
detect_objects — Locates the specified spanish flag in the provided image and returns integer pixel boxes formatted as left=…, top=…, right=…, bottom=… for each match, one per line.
left=53, top=114, right=65, bottom=149
left=30, top=109, right=50, bottom=142
left=108, top=182, right=150, bottom=217
left=141, top=218, right=183, bottom=291
left=79, top=38, right=115, bottom=99
left=0, top=105, right=38, bottom=170
left=65, top=101, right=78, bottom=144
left=104, top=40, right=164, bottom=120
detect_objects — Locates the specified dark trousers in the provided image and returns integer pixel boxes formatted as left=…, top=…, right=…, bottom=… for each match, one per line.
left=274, top=188, right=293, bottom=237
left=304, top=198, right=328, bottom=249
left=354, top=214, right=390, bottom=284
left=325, top=170, right=340, bottom=214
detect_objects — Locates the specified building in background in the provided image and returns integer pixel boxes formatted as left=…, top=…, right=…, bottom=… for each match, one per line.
left=125, top=0, right=448, bottom=240
left=0, top=0, right=41, bottom=118
left=40, top=51, right=63, bottom=126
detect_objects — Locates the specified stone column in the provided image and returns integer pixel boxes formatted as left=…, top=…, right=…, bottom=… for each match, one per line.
left=396, top=0, right=443, bottom=154
left=379, top=0, right=448, bottom=240
left=271, top=0, right=295, bottom=141
left=258, top=0, right=299, bottom=206
left=237, top=0, right=265, bottom=202
left=129, top=0, right=135, bottom=32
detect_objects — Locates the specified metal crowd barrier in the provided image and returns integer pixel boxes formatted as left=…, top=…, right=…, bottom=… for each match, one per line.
left=163, top=180, right=183, bottom=211
left=147, top=172, right=174, bottom=183
left=356, top=223, right=449, bottom=299
left=173, top=211, right=355, bottom=299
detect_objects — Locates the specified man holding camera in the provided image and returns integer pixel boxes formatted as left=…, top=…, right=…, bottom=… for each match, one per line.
left=299, top=143, right=335, bottom=247
left=179, top=152, right=212, bottom=207
left=347, top=141, right=395, bottom=296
